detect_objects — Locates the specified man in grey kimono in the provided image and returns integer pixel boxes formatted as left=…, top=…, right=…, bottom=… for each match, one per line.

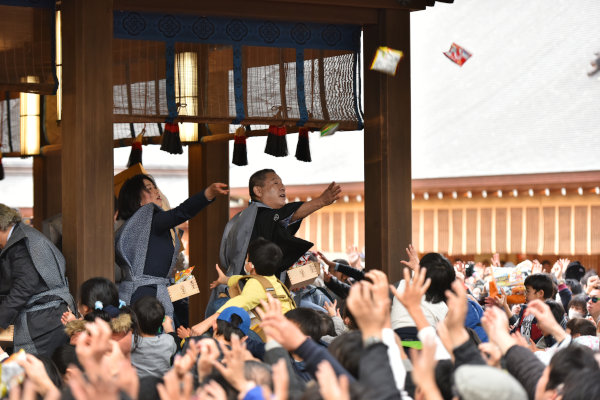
left=220, top=169, right=341, bottom=278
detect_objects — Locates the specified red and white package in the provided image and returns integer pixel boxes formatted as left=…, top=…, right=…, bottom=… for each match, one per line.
left=443, top=43, right=472, bottom=67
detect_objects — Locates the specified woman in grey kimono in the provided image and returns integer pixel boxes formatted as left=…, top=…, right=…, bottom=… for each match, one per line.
left=115, top=174, right=228, bottom=318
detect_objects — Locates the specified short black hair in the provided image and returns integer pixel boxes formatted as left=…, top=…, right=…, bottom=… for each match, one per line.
left=51, top=344, right=82, bottom=376
left=132, top=296, right=165, bottom=335
left=547, top=345, right=599, bottom=390
left=524, top=274, right=554, bottom=299
left=117, top=174, right=157, bottom=220
left=568, top=294, right=588, bottom=312
left=419, top=253, right=456, bottom=304
left=566, top=318, right=596, bottom=337
left=319, top=312, right=336, bottom=337
left=285, top=307, right=324, bottom=342
left=248, top=169, right=275, bottom=202
left=545, top=299, right=565, bottom=325
left=581, top=269, right=598, bottom=287
left=561, top=369, right=600, bottom=400
left=216, top=313, right=246, bottom=340
left=328, top=331, right=363, bottom=378
left=248, top=237, right=283, bottom=276
left=566, top=279, right=583, bottom=295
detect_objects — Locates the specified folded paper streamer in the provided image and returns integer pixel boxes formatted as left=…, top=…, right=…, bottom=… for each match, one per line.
left=161, top=122, right=184, bottom=154
left=444, top=43, right=472, bottom=67
left=370, top=46, right=404, bottom=75
left=295, top=127, right=311, bottom=162
left=320, top=123, right=339, bottom=137
left=265, top=125, right=288, bottom=157
left=127, top=129, right=145, bottom=168
left=232, top=126, right=248, bottom=166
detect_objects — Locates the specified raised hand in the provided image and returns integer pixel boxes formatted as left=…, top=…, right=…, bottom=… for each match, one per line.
left=212, top=334, right=250, bottom=393
left=257, top=294, right=307, bottom=350
left=209, top=264, right=229, bottom=290
left=17, top=354, right=60, bottom=398
left=531, top=259, right=542, bottom=275
left=316, top=251, right=335, bottom=270
left=400, top=244, right=420, bottom=272
left=323, top=299, right=340, bottom=318
left=61, top=309, right=77, bottom=325
left=390, top=266, right=430, bottom=311
left=204, top=183, right=229, bottom=201
left=197, top=339, right=220, bottom=381
left=318, top=182, right=342, bottom=207
left=444, top=280, right=469, bottom=345
left=454, top=261, right=466, bottom=282
left=272, top=359, right=289, bottom=400
left=177, top=326, right=191, bottom=339
left=411, top=337, right=443, bottom=400
left=491, top=253, right=501, bottom=268
left=157, top=369, right=193, bottom=400
left=479, top=342, right=502, bottom=368
left=316, top=361, right=350, bottom=400
left=524, top=300, right=567, bottom=342
left=347, top=281, right=389, bottom=339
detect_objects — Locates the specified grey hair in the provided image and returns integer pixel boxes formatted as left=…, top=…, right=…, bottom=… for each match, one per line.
left=0, top=204, right=22, bottom=231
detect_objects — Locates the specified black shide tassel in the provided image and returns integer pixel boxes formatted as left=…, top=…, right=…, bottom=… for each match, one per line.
left=0, top=153, right=4, bottom=181
left=161, top=122, right=183, bottom=154
left=295, top=127, right=311, bottom=162
left=232, top=126, right=248, bottom=166
left=264, top=125, right=288, bottom=157
left=127, top=132, right=144, bottom=168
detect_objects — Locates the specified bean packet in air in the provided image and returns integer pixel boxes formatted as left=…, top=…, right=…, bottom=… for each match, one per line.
left=370, top=46, right=404, bottom=76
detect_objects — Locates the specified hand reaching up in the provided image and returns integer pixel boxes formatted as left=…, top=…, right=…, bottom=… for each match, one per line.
left=316, top=361, right=350, bottom=400
left=390, top=266, right=430, bottom=311
left=212, top=334, right=251, bottom=393
left=400, top=244, right=420, bottom=272
left=444, top=280, right=470, bottom=346
left=347, top=281, right=389, bottom=339
left=318, top=182, right=342, bottom=207
left=524, top=300, right=567, bottom=342
left=257, top=294, right=307, bottom=350
left=204, top=183, right=229, bottom=201
left=209, top=264, right=229, bottom=290
left=411, top=337, right=443, bottom=400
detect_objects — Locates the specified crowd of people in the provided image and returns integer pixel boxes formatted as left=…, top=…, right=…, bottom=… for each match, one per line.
left=1, top=170, right=600, bottom=400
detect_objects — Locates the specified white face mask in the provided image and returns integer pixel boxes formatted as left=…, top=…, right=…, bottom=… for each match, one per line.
left=569, top=309, right=585, bottom=319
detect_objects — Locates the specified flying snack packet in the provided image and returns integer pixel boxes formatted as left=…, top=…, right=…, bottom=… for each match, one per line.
left=444, top=43, right=472, bottom=67
left=491, top=260, right=532, bottom=304
left=0, top=349, right=26, bottom=397
left=320, top=123, right=339, bottom=137
left=174, top=266, right=195, bottom=283
left=370, top=46, right=404, bottom=76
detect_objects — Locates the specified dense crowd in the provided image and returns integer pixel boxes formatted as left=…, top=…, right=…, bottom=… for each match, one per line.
left=1, top=242, right=599, bottom=399
left=1, top=168, right=600, bottom=400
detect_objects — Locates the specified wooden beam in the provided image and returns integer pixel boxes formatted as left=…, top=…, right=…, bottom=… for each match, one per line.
left=61, top=0, right=114, bottom=290
left=188, top=129, right=229, bottom=326
left=363, top=9, right=412, bottom=283
left=114, top=0, right=378, bottom=25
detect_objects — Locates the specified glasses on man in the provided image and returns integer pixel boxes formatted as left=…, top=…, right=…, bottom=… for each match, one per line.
left=587, top=296, right=600, bottom=304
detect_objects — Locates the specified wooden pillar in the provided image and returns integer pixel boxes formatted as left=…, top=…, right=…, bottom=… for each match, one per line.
left=61, top=0, right=114, bottom=290
left=33, top=95, right=63, bottom=231
left=32, top=152, right=62, bottom=231
left=188, top=135, right=229, bottom=325
left=363, top=9, right=412, bottom=283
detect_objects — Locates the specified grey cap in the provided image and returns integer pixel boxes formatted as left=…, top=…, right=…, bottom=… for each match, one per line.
left=454, top=365, right=527, bottom=400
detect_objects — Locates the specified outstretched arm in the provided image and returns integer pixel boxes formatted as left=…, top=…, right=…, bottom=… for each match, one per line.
left=291, top=182, right=341, bottom=222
